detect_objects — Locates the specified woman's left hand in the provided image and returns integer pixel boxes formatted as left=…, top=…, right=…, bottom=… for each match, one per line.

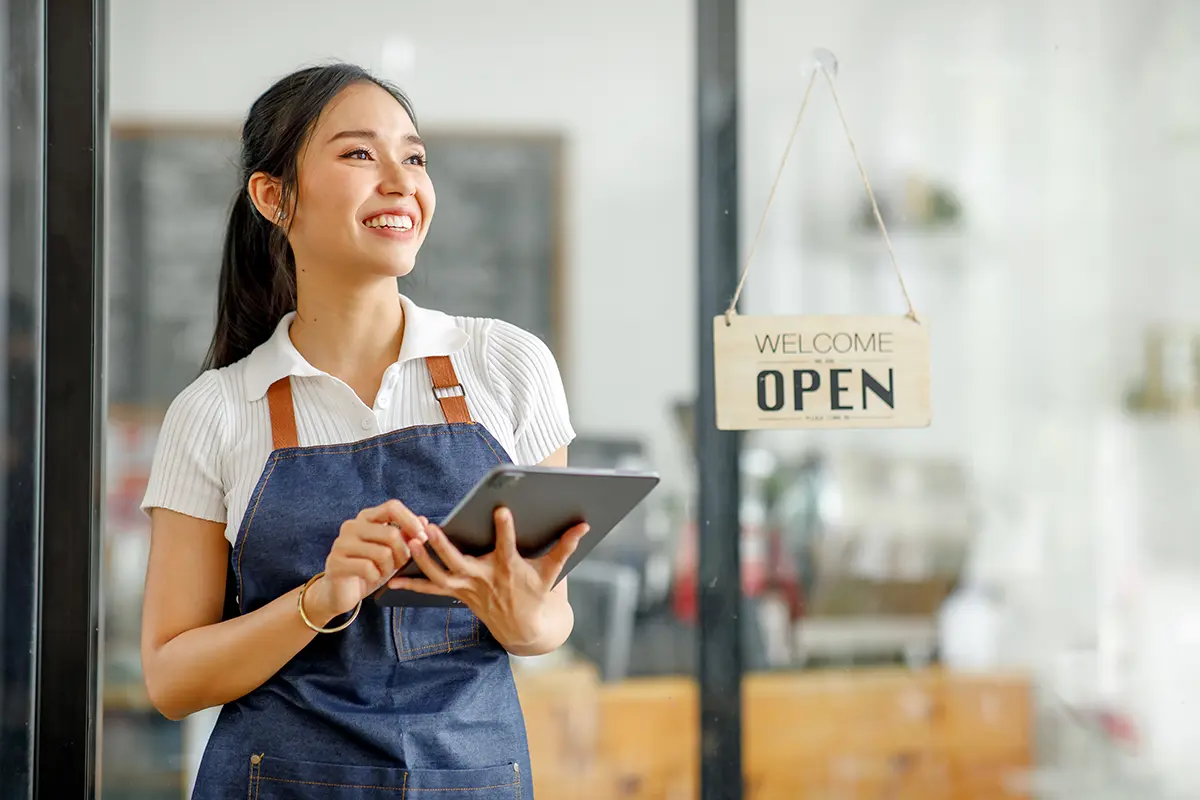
left=386, top=507, right=588, bottom=652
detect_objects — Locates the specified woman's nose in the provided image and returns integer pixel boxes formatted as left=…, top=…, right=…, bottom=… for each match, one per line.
left=381, top=161, right=417, bottom=196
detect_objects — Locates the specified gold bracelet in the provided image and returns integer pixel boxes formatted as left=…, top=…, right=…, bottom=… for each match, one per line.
left=297, top=572, right=361, bottom=634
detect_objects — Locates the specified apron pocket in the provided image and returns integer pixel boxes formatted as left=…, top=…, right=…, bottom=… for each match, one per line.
left=394, top=606, right=482, bottom=663
left=249, top=754, right=521, bottom=799
left=250, top=753, right=406, bottom=797
left=405, top=762, right=522, bottom=799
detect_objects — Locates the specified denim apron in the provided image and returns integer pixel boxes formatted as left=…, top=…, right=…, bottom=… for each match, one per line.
left=192, top=355, right=533, bottom=799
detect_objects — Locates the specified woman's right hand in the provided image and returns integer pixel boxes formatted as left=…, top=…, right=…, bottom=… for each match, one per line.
left=303, top=500, right=427, bottom=622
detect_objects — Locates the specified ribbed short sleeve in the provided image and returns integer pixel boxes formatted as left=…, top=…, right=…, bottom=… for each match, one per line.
left=483, top=321, right=575, bottom=465
left=140, top=370, right=228, bottom=523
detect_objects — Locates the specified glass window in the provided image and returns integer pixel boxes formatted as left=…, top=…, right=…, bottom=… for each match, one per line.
left=0, top=0, right=43, bottom=795
left=101, top=2, right=1200, bottom=799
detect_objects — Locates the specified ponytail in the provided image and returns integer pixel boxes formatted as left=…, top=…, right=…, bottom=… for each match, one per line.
left=201, top=188, right=295, bottom=371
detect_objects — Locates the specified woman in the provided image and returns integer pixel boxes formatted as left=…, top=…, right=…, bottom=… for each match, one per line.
left=140, top=63, right=585, bottom=799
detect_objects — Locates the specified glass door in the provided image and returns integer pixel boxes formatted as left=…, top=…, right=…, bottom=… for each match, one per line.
left=1, top=0, right=105, bottom=797
left=0, top=0, right=44, bottom=794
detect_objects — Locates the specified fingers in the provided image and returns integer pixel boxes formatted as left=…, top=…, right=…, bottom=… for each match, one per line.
left=351, top=521, right=412, bottom=572
left=534, top=523, right=590, bottom=585
left=424, top=524, right=475, bottom=575
left=339, top=534, right=408, bottom=575
left=493, top=507, right=519, bottom=562
left=408, top=537, right=454, bottom=587
left=386, top=576, right=456, bottom=597
left=327, top=549, right=387, bottom=587
left=360, top=500, right=426, bottom=542
left=329, top=534, right=400, bottom=587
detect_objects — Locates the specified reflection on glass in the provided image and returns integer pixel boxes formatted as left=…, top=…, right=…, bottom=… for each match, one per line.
left=0, top=0, right=43, bottom=796
left=101, top=1, right=1198, bottom=799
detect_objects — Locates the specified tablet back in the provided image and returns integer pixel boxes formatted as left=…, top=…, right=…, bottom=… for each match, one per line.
left=376, top=466, right=659, bottom=608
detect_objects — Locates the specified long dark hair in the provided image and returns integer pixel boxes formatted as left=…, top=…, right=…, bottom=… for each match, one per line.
left=202, top=63, right=418, bottom=370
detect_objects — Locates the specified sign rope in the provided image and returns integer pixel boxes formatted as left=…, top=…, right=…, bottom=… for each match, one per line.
left=723, top=48, right=920, bottom=326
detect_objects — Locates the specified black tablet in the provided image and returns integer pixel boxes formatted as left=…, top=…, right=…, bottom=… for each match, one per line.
left=374, top=465, right=660, bottom=607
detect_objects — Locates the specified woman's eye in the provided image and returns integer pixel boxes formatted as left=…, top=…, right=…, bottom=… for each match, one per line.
left=341, top=147, right=372, bottom=161
left=406, top=153, right=428, bottom=167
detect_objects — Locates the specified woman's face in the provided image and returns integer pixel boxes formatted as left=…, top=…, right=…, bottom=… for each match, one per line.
left=282, top=82, right=435, bottom=281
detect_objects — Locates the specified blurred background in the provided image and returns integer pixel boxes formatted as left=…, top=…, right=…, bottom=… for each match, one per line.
left=5, top=0, right=1200, bottom=797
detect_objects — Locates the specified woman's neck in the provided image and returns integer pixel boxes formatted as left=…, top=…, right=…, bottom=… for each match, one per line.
left=289, top=275, right=404, bottom=404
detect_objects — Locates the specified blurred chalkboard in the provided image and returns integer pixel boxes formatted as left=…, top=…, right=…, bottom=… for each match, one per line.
left=107, top=127, right=565, bottom=410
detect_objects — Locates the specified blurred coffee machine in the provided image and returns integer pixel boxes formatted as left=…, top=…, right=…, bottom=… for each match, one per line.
left=774, top=450, right=976, bottom=665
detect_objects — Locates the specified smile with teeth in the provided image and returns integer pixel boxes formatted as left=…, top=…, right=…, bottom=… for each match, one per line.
left=364, top=214, right=414, bottom=231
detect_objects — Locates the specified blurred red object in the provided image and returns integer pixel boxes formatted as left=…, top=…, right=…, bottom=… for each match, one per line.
left=671, top=520, right=803, bottom=623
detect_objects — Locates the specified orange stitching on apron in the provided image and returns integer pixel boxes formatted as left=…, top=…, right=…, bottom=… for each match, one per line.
left=256, top=776, right=405, bottom=791
left=269, top=426, right=493, bottom=462
left=474, top=430, right=504, bottom=465
left=235, top=457, right=280, bottom=611
left=248, top=753, right=264, bottom=800
left=396, top=634, right=480, bottom=657
left=405, top=783, right=520, bottom=793
left=393, top=607, right=404, bottom=656
left=254, top=775, right=518, bottom=793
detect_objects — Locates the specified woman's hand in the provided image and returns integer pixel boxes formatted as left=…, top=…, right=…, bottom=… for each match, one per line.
left=386, top=507, right=588, bottom=654
left=303, top=500, right=427, bottom=624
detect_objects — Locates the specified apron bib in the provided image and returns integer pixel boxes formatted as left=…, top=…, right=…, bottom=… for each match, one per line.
left=192, top=356, right=532, bottom=799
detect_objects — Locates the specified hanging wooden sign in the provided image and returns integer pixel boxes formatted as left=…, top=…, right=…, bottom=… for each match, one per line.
left=714, top=49, right=933, bottom=431
left=713, top=313, right=930, bottom=430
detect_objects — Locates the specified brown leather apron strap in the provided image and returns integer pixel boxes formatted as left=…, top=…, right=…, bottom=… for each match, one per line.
left=425, top=355, right=473, bottom=425
left=267, top=358, right=470, bottom=444
left=266, top=377, right=300, bottom=450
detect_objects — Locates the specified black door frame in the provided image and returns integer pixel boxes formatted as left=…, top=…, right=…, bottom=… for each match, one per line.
left=694, top=1, right=744, bottom=798
left=32, top=0, right=107, bottom=795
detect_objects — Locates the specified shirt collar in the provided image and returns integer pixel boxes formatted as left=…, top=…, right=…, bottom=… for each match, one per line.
left=242, top=293, right=470, bottom=401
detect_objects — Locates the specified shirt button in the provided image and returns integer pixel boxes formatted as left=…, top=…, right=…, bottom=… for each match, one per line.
left=376, top=394, right=391, bottom=410
left=361, top=418, right=373, bottom=431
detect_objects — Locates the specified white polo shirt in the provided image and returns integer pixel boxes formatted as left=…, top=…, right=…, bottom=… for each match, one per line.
left=141, top=294, right=575, bottom=545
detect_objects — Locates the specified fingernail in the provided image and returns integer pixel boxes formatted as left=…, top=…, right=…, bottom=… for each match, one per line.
left=499, top=508, right=511, bottom=522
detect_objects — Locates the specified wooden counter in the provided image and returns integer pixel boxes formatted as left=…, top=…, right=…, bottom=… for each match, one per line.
left=517, top=666, right=1032, bottom=800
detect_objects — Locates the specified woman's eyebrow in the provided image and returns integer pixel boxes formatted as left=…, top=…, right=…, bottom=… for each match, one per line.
left=327, top=129, right=424, bottom=149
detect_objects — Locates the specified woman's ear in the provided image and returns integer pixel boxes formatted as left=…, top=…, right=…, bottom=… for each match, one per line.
left=247, top=172, right=286, bottom=225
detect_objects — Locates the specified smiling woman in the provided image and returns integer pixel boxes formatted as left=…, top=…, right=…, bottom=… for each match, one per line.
left=138, top=63, right=577, bottom=799
left=203, top=67, right=430, bottom=372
